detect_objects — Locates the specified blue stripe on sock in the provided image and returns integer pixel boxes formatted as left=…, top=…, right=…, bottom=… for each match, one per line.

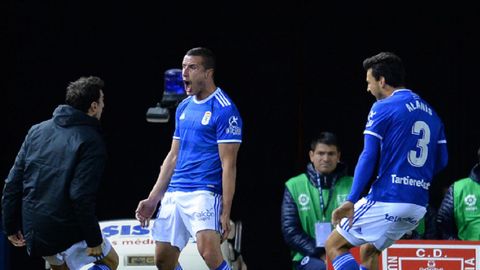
left=87, top=264, right=111, bottom=270
left=332, top=253, right=358, bottom=270
left=214, top=260, right=231, bottom=270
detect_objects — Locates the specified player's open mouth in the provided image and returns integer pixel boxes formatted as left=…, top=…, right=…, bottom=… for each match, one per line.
left=184, top=81, right=192, bottom=92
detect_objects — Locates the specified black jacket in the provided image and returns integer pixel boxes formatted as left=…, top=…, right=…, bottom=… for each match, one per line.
left=2, top=105, right=106, bottom=256
left=281, top=162, right=348, bottom=259
left=437, top=163, right=480, bottom=239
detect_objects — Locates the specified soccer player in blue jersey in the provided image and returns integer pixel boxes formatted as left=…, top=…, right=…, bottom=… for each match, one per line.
left=135, top=47, right=242, bottom=270
left=325, top=52, right=448, bottom=270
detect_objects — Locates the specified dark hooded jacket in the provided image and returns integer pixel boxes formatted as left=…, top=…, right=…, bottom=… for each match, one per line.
left=436, top=163, right=480, bottom=239
left=2, top=105, right=106, bottom=256
left=281, top=162, right=350, bottom=260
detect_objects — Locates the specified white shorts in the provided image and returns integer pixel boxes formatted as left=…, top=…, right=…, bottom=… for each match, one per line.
left=43, top=237, right=112, bottom=269
left=152, top=190, right=222, bottom=250
left=336, top=197, right=426, bottom=251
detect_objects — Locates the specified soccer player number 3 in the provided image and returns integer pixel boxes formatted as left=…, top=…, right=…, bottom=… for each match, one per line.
left=408, top=120, right=431, bottom=167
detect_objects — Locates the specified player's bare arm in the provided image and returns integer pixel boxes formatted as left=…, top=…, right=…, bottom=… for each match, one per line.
left=219, top=143, right=240, bottom=241
left=136, top=139, right=179, bottom=227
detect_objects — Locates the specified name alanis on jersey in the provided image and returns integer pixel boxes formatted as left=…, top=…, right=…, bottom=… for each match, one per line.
left=391, top=174, right=430, bottom=190
left=405, top=100, right=432, bottom=115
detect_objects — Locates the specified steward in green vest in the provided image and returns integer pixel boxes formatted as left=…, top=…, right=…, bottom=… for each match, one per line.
left=437, top=147, right=480, bottom=240
left=281, top=132, right=353, bottom=270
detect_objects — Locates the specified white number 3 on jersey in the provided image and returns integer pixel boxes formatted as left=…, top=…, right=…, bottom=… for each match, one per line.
left=408, top=121, right=431, bottom=167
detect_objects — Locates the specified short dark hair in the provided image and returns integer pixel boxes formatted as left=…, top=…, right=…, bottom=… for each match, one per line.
left=310, top=132, right=339, bottom=151
left=363, top=52, right=405, bottom=87
left=65, top=76, right=104, bottom=113
left=186, top=47, right=216, bottom=70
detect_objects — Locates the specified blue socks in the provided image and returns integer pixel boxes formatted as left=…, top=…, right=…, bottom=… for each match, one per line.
left=214, top=260, right=231, bottom=270
left=359, top=266, right=368, bottom=270
left=87, top=264, right=111, bottom=270
left=332, top=252, right=359, bottom=270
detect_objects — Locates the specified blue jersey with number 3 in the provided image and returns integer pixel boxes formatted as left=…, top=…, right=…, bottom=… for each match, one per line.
left=364, top=89, right=447, bottom=205
left=169, top=88, right=242, bottom=194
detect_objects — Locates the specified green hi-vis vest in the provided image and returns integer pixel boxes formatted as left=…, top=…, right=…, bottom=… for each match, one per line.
left=285, top=173, right=353, bottom=262
left=453, top=178, right=480, bottom=240
left=415, top=217, right=426, bottom=236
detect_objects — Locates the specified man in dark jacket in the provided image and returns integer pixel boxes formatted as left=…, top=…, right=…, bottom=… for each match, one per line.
left=437, top=146, right=480, bottom=240
left=2, top=76, right=118, bottom=270
left=281, top=132, right=353, bottom=270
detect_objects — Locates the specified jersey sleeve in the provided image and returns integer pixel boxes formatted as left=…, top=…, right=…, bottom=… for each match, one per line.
left=347, top=134, right=380, bottom=203
left=364, top=101, right=390, bottom=140
left=215, top=105, right=242, bottom=143
left=173, top=100, right=188, bottom=139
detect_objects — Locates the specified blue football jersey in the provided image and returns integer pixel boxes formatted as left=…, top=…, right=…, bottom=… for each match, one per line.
left=364, top=89, right=447, bottom=205
left=168, top=88, right=242, bottom=194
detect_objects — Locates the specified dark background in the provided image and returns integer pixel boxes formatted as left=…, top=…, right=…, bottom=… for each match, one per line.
left=3, top=1, right=480, bottom=269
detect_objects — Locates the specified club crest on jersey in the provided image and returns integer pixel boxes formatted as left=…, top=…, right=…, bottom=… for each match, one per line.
left=201, top=111, right=212, bottom=125
left=180, top=112, right=186, bottom=120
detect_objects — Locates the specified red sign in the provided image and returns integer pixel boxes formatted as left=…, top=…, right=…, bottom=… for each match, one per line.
left=327, top=240, right=480, bottom=270
left=383, top=240, right=479, bottom=270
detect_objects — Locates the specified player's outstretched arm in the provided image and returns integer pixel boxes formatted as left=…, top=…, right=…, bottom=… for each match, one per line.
left=346, top=134, right=380, bottom=203
left=136, top=139, right=179, bottom=227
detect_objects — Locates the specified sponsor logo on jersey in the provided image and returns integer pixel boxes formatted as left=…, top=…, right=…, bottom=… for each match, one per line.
left=201, top=111, right=212, bottom=125
left=384, top=213, right=418, bottom=225
left=193, top=207, right=215, bottom=221
left=226, top=116, right=241, bottom=135
left=391, top=174, right=430, bottom=190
